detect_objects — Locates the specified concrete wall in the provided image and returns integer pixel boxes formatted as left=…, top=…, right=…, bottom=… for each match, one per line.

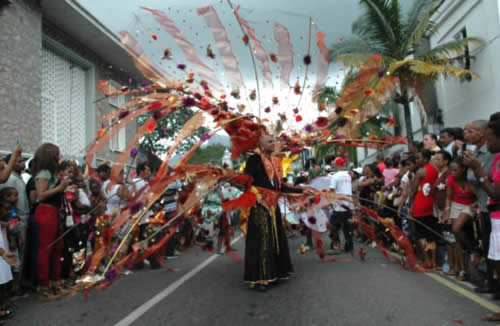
left=0, top=2, right=138, bottom=164
left=431, top=0, right=500, bottom=127
left=0, top=1, right=42, bottom=155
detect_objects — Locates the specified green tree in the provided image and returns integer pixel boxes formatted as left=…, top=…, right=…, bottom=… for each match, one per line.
left=188, top=143, right=227, bottom=165
left=329, top=0, right=482, bottom=147
left=137, top=106, right=209, bottom=157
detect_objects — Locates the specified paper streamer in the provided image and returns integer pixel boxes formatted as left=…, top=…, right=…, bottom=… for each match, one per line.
left=141, top=7, right=224, bottom=94
left=233, top=6, right=273, bottom=88
left=119, top=31, right=176, bottom=89
left=312, top=32, right=330, bottom=95
left=274, top=23, right=294, bottom=91
left=198, top=5, right=246, bottom=91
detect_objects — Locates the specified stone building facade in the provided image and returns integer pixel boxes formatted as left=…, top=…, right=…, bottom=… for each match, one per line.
left=0, top=0, right=144, bottom=166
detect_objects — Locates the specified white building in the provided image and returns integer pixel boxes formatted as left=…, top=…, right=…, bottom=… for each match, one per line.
left=355, top=0, right=499, bottom=166
left=431, top=0, right=500, bottom=126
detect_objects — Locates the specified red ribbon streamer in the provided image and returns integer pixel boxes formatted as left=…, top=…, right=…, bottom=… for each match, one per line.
left=312, top=32, right=330, bottom=95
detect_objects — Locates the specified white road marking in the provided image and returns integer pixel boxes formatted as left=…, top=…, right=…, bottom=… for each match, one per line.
left=114, top=234, right=244, bottom=326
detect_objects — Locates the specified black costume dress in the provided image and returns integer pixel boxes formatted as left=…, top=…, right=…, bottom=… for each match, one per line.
left=243, top=154, right=300, bottom=286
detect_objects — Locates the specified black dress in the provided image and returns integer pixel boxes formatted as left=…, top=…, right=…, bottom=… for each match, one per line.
left=243, top=154, right=300, bottom=286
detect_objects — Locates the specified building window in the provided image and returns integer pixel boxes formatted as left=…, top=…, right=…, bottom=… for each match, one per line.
left=108, top=81, right=127, bottom=152
left=110, top=127, right=126, bottom=152
left=41, top=46, right=87, bottom=158
left=454, top=27, right=472, bottom=82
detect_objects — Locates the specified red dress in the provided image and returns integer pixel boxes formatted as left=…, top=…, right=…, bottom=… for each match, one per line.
left=414, top=163, right=438, bottom=218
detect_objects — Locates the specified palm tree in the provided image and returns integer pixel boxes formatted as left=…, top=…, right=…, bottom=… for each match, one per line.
left=313, top=86, right=341, bottom=114
left=329, top=0, right=482, bottom=146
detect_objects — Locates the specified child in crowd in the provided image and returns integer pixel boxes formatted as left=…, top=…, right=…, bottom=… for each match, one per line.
left=0, top=187, right=22, bottom=295
left=0, top=200, right=19, bottom=319
left=443, top=157, right=477, bottom=280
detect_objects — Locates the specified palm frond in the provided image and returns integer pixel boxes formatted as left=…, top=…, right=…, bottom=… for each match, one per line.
left=358, top=0, right=398, bottom=49
left=403, top=0, right=436, bottom=42
left=420, top=37, right=484, bottom=62
left=360, top=118, right=393, bottom=138
left=313, top=86, right=341, bottom=105
left=406, top=59, right=481, bottom=80
left=330, top=38, right=382, bottom=64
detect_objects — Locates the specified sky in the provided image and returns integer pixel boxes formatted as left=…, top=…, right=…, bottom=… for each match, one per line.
left=78, top=0, right=413, bottom=129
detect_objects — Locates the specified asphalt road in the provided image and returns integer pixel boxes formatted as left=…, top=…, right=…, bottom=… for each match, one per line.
left=11, top=233, right=500, bottom=326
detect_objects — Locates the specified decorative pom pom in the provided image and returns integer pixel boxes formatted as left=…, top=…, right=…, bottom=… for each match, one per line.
left=130, top=147, right=138, bottom=158
left=206, top=45, right=215, bottom=59
left=162, top=49, right=172, bottom=60
left=146, top=121, right=157, bottom=134
left=308, top=216, right=317, bottom=224
left=249, top=89, right=256, bottom=101
left=293, top=108, right=299, bottom=114
left=315, top=117, right=329, bottom=128
left=305, top=124, right=313, bottom=132
left=200, top=134, right=211, bottom=142
left=264, top=107, right=271, bottom=113
left=295, top=115, right=303, bottom=122
left=338, top=117, right=348, bottom=127
left=147, top=101, right=162, bottom=111
left=118, top=110, right=129, bottom=119
left=129, top=201, right=145, bottom=214
left=335, top=107, right=343, bottom=114
left=153, top=110, right=162, bottom=120
left=182, top=97, right=196, bottom=107
left=152, top=34, right=158, bottom=40
left=303, top=55, right=312, bottom=65
left=177, top=64, right=186, bottom=70
left=242, top=34, right=249, bottom=45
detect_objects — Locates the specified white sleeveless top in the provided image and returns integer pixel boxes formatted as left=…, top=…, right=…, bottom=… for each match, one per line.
left=0, top=227, right=13, bottom=285
left=103, top=180, right=127, bottom=216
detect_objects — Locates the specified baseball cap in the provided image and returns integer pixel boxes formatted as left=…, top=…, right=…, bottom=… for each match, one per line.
left=334, top=157, right=345, bottom=166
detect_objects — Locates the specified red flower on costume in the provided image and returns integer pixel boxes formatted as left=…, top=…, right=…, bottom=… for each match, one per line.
left=147, top=101, right=162, bottom=111
left=315, top=117, right=328, bottom=128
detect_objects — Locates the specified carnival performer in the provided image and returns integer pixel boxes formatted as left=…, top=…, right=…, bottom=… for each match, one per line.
left=243, top=133, right=304, bottom=292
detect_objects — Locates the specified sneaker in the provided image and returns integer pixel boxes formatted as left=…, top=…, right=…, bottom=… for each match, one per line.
left=456, top=271, right=466, bottom=281
left=165, top=255, right=179, bottom=260
left=326, top=248, right=342, bottom=255
left=369, top=241, right=377, bottom=248
left=214, top=251, right=224, bottom=256
left=471, top=254, right=481, bottom=267
left=38, top=287, right=60, bottom=301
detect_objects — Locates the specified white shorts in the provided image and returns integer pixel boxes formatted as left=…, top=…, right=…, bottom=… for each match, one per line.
left=488, top=219, right=500, bottom=261
left=449, top=202, right=473, bottom=220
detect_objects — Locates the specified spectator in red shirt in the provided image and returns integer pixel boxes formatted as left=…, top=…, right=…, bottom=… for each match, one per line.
left=409, top=150, right=439, bottom=268
left=376, top=153, right=386, bottom=174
